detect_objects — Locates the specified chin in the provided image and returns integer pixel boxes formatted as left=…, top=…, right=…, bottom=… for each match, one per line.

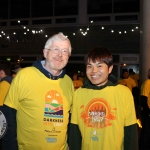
left=90, top=81, right=99, bottom=85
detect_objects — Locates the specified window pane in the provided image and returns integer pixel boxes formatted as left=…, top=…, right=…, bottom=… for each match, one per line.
left=0, top=0, right=8, bottom=19
left=31, top=0, right=53, bottom=17
left=88, top=0, right=112, bottom=14
left=10, top=0, right=30, bottom=19
left=54, top=0, right=78, bottom=16
left=114, top=0, right=140, bottom=13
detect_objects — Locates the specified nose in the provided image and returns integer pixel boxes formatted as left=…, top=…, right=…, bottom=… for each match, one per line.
left=92, top=66, right=98, bottom=72
left=58, top=49, right=62, bottom=56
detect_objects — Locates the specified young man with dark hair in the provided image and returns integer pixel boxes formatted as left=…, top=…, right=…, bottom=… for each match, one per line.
left=69, top=47, right=138, bottom=150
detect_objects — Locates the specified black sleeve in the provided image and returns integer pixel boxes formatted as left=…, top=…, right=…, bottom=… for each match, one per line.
left=1, top=104, right=18, bottom=150
left=140, top=95, right=150, bottom=114
left=132, top=86, right=139, bottom=102
left=124, top=124, right=139, bottom=150
left=69, top=123, right=82, bottom=150
left=132, top=86, right=141, bottom=119
left=67, top=113, right=71, bottom=145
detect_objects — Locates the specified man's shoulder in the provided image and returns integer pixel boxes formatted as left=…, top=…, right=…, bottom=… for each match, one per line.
left=143, top=79, right=150, bottom=85
left=14, top=66, right=38, bottom=79
left=115, top=84, right=131, bottom=93
left=0, top=76, right=13, bottom=84
left=18, top=66, right=37, bottom=73
left=128, top=77, right=136, bottom=83
left=64, top=74, right=73, bottom=82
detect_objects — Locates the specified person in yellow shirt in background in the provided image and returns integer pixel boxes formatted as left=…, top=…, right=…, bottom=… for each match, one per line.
left=0, top=61, right=13, bottom=106
left=0, top=61, right=13, bottom=150
left=118, top=69, right=142, bottom=132
left=118, top=69, right=137, bottom=91
left=139, top=69, right=150, bottom=150
left=129, top=68, right=139, bottom=87
left=72, top=73, right=83, bottom=90
left=78, top=71, right=86, bottom=83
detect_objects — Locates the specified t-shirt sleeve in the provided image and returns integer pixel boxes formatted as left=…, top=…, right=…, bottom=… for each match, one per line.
left=141, top=81, right=150, bottom=97
left=70, top=91, right=78, bottom=125
left=124, top=88, right=137, bottom=126
left=4, top=75, right=21, bottom=110
left=0, top=81, right=10, bottom=106
left=132, top=79, right=137, bottom=88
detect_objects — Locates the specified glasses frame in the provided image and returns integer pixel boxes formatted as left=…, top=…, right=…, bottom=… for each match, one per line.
left=46, top=48, right=70, bottom=56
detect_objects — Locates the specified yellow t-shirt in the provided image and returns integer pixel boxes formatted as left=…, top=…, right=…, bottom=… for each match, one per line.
left=118, top=77, right=137, bottom=91
left=4, top=67, right=74, bottom=150
left=78, top=77, right=86, bottom=83
left=71, top=85, right=136, bottom=150
left=73, top=80, right=83, bottom=90
left=141, top=79, right=150, bottom=108
left=129, top=74, right=139, bottom=87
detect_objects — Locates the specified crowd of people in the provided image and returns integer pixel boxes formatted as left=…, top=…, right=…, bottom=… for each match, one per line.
left=0, top=32, right=149, bottom=150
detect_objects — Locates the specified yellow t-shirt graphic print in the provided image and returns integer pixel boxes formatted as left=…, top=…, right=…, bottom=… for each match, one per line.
left=81, top=98, right=116, bottom=129
left=44, top=90, right=64, bottom=126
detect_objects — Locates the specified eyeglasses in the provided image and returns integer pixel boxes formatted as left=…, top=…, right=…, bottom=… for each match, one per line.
left=46, top=48, right=70, bottom=56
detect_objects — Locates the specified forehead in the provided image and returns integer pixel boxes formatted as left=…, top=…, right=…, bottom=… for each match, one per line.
left=87, top=58, right=103, bottom=64
left=51, top=40, right=70, bottom=47
left=123, top=72, right=128, bottom=74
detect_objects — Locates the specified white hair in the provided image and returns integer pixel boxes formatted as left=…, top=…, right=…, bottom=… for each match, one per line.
left=44, top=32, right=72, bottom=55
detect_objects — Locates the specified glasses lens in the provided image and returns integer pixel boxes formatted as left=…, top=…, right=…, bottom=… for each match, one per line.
left=51, top=48, right=69, bottom=55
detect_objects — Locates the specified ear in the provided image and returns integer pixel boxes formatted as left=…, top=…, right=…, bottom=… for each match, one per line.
left=43, top=49, right=47, bottom=59
left=108, top=65, right=113, bottom=74
left=0, top=70, right=5, bottom=77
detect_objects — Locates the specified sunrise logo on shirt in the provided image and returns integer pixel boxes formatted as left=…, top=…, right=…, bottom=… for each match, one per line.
left=81, top=98, right=116, bottom=128
left=44, top=90, right=63, bottom=118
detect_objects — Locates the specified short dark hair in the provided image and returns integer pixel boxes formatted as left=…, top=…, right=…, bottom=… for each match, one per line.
left=122, top=69, right=128, bottom=74
left=0, top=61, right=12, bottom=76
left=85, top=47, right=113, bottom=67
left=129, top=68, right=133, bottom=73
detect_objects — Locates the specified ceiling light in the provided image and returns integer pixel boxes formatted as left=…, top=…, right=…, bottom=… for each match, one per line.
left=111, top=30, right=114, bottom=33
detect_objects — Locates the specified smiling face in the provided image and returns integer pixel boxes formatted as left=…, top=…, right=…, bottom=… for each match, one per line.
left=86, top=59, right=113, bottom=86
left=43, top=40, right=70, bottom=76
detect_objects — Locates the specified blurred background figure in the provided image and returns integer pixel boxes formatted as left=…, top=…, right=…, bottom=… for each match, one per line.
left=78, top=71, right=86, bottom=83
left=72, top=73, right=83, bottom=90
left=118, top=69, right=141, bottom=129
left=129, top=68, right=139, bottom=87
left=118, top=69, right=137, bottom=90
left=0, top=61, right=13, bottom=150
left=0, top=61, right=13, bottom=106
left=12, top=64, right=22, bottom=77
left=139, top=69, right=150, bottom=150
